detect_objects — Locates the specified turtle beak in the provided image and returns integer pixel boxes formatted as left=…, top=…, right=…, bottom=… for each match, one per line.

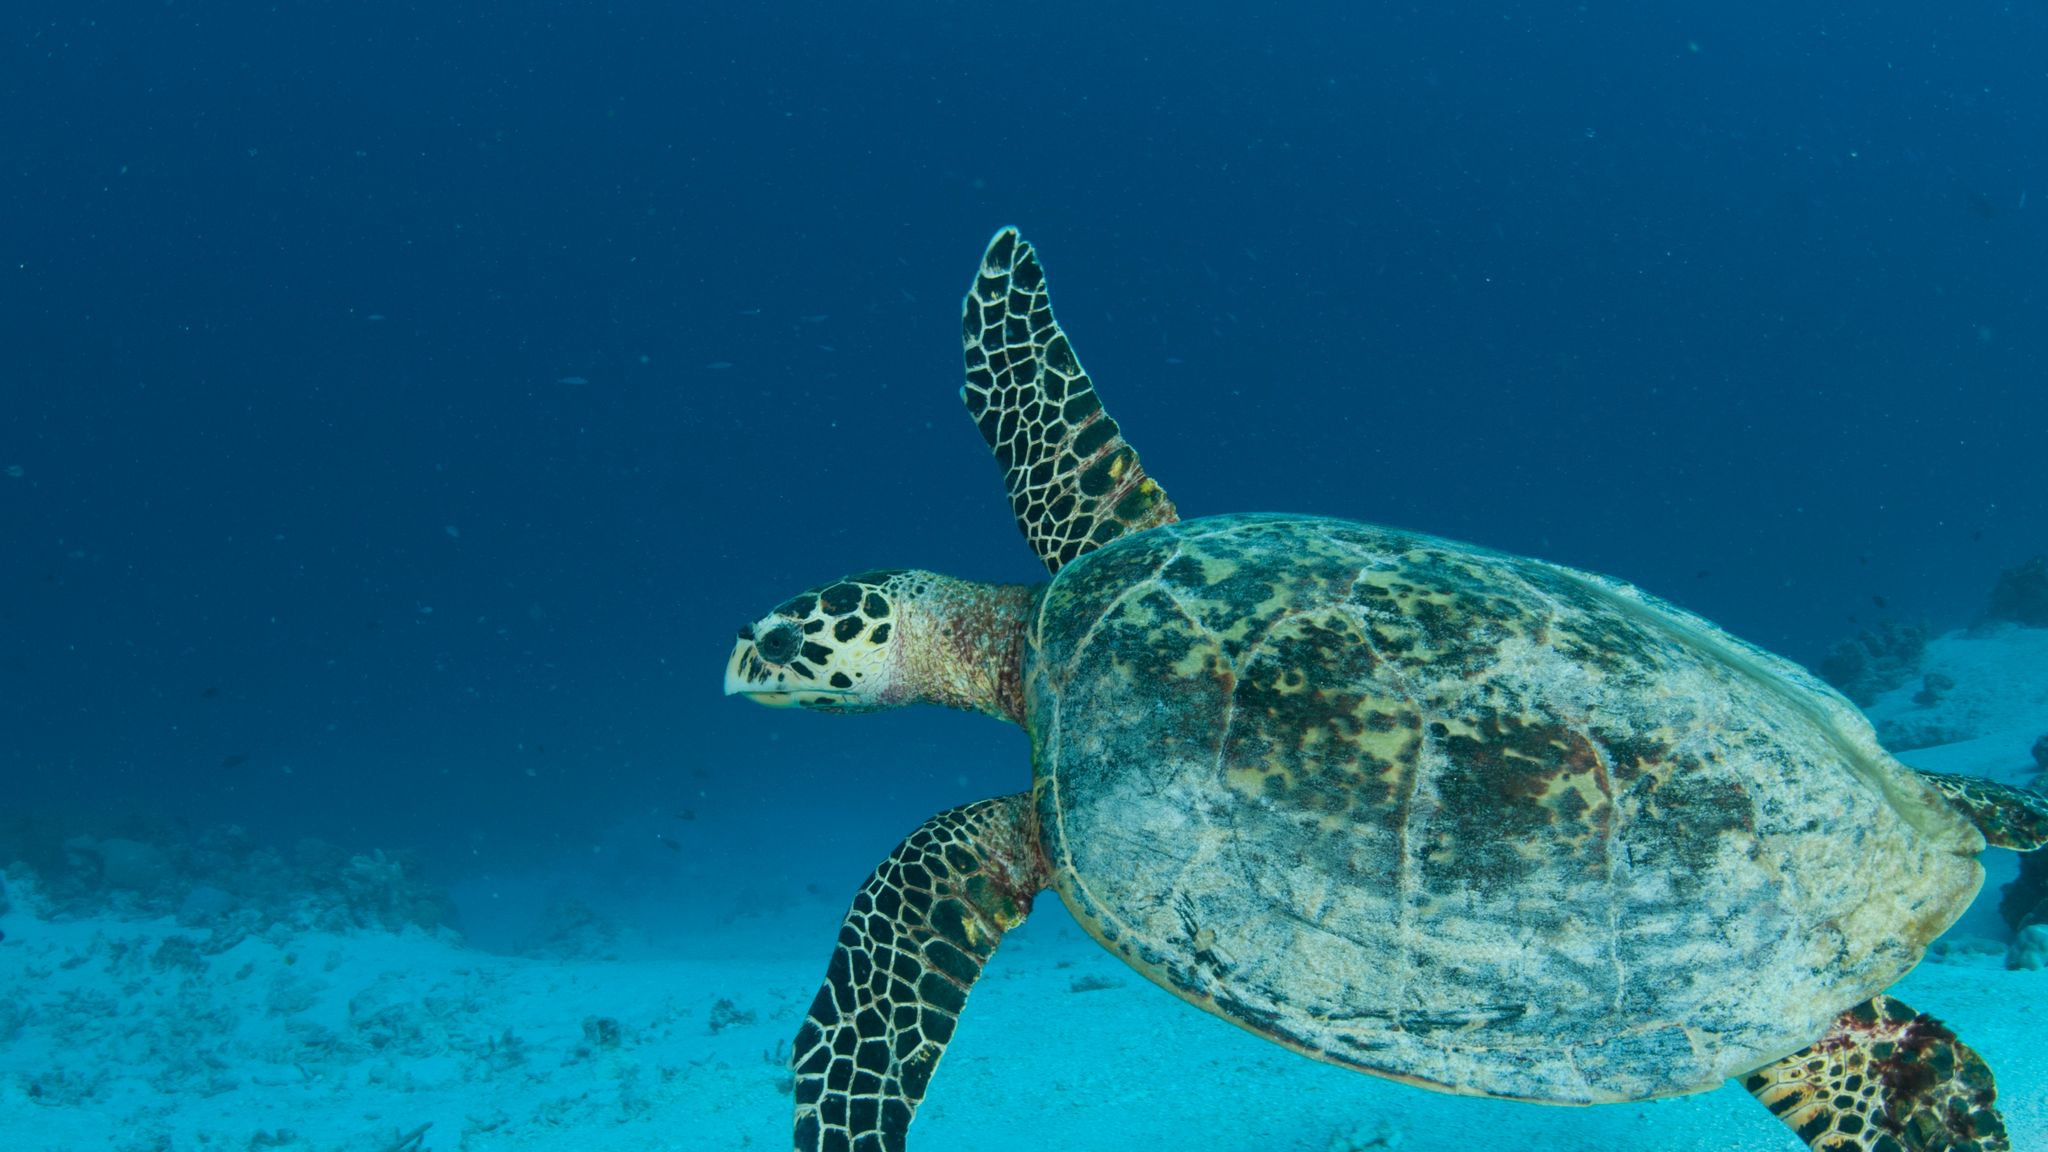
left=723, top=636, right=796, bottom=705
left=732, top=689, right=809, bottom=707
left=724, top=631, right=856, bottom=708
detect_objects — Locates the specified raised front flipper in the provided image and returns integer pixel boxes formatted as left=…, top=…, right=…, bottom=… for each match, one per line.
left=961, top=227, right=1177, bottom=574
left=1915, top=770, right=2048, bottom=851
left=1743, top=994, right=2008, bottom=1152
left=793, top=793, right=1049, bottom=1152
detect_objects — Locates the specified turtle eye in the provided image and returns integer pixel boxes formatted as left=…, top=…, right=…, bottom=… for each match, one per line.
left=756, top=622, right=803, bottom=665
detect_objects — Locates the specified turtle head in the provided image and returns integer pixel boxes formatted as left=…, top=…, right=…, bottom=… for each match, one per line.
left=724, top=569, right=1039, bottom=723
left=724, top=569, right=919, bottom=713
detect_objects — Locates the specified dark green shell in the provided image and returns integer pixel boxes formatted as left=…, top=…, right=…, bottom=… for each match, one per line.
left=1022, top=513, right=1982, bottom=1104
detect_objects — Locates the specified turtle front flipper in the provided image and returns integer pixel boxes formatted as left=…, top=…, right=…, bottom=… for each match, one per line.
left=794, top=793, right=1048, bottom=1152
left=1914, top=770, right=2048, bottom=851
left=961, top=227, right=1178, bottom=574
left=1742, top=994, right=2008, bottom=1151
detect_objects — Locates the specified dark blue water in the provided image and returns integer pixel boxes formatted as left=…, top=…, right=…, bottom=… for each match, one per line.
left=4, top=3, right=2043, bottom=919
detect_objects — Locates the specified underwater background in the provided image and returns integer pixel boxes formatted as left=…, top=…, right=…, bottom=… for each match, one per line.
left=3, top=3, right=2046, bottom=1150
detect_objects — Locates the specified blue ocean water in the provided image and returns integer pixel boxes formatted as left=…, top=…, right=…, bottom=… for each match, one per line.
left=2, top=2, right=2044, bottom=1147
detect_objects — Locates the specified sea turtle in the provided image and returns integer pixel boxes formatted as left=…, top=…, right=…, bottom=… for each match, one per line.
left=725, top=228, right=2048, bottom=1152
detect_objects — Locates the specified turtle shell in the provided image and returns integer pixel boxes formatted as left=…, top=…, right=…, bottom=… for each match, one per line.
left=1023, top=513, right=1983, bottom=1104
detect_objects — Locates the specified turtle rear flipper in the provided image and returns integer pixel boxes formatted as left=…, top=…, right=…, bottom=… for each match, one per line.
left=1915, top=770, right=2048, bottom=851
left=794, top=793, right=1048, bottom=1152
left=1743, top=994, right=2008, bottom=1152
left=961, top=227, right=1177, bottom=574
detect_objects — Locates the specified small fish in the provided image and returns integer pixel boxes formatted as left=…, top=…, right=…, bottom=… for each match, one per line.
left=555, top=375, right=590, bottom=386
left=1872, top=594, right=1889, bottom=611
left=704, top=360, right=734, bottom=370
left=221, top=753, right=250, bottom=769
left=674, top=808, right=697, bottom=821
left=201, top=686, right=219, bottom=699
left=659, top=836, right=682, bottom=853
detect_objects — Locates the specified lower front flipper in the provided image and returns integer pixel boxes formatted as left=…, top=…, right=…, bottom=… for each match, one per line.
left=793, top=792, right=1048, bottom=1152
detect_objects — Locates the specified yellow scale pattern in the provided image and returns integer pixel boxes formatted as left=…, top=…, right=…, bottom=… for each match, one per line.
left=1743, top=994, right=2008, bottom=1152
left=960, top=227, right=1177, bottom=574
left=791, top=794, right=1046, bottom=1152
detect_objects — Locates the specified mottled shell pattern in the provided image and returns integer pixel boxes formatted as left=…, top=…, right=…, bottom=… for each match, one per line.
left=1025, top=512, right=1983, bottom=1105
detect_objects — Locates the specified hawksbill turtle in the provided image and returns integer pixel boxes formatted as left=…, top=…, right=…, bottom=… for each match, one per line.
left=725, top=227, right=2048, bottom=1152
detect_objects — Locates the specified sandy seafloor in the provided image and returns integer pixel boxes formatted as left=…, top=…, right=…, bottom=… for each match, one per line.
left=4, top=627, right=2045, bottom=1152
